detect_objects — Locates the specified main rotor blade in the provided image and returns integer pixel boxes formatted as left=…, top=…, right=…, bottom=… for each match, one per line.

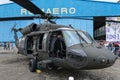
left=1, top=15, right=120, bottom=23
left=10, top=0, right=45, bottom=16
left=0, top=16, right=35, bottom=21
left=56, top=16, right=120, bottom=23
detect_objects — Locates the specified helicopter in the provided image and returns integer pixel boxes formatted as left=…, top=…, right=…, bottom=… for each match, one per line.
left=0, top=0, right=118, bottom=72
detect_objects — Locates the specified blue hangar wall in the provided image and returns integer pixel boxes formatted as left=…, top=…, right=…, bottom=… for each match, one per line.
left=0, top=0, right=93, bottom=42
left=1, top=0, right=120, bottom=42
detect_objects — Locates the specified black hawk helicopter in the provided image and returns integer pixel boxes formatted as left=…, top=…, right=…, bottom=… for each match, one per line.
left=0, top=0, right=118, bottom=72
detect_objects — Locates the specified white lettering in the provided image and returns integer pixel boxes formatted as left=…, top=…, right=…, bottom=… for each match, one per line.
left=21, top=9, right=27, bottom=15
left=20, top=7, right=76, bottom=15
left=69, top=8, right=76, bottom=14
left=53, top=8, right=59, bottom=14
left=46, top=8, right=52, bottom=14
left=61, top=8, right=68, bottom=14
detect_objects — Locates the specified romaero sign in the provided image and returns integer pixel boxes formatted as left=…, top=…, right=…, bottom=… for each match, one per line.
left=20, top=7, right=76, bottom=15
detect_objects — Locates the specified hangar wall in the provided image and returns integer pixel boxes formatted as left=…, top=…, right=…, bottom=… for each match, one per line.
left=1, top=0, right=120, bottom=42
left=0, top=0, right=93, bottom=42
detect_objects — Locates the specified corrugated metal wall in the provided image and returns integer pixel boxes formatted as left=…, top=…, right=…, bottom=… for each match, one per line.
left=3, top=0, right=120, bottom=41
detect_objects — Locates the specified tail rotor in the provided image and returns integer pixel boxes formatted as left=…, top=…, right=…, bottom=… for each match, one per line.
left=11, top=23, right=19, bottom=48
left=11, top=23, right=17, bottom=32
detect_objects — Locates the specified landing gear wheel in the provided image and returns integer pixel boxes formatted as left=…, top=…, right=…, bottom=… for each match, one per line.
left=46, top=63, right=53, bottom=70
left=29, top=59, right=37, bottom=72
left=46, top=63, right=58, bottom=70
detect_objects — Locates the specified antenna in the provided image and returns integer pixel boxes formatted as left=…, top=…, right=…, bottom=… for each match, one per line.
left=69, top=24, right=74, bottom=29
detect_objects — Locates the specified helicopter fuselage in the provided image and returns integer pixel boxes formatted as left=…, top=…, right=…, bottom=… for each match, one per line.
left=15, top=23, right=117, bottom=70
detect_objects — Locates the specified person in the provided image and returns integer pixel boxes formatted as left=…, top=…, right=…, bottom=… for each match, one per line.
left=7, top=42, right=10, bottom=50
left=118, top=48, right=120, bottom=57
left=49, top=33, right=66, bottom=58
left=49, top=34, right=57, bottom=57
left=11, top=43, right=13, bottom=49
left=104, top=41, right=109, bottom=49
left=113, top=42, right=119, bottom=55
left=54, top=34, right=66, bottom=58
left=108, top=42, right=113, bottom=51
left=99, top=40, right=104, bottom=46
left=4, top=42, right=7, bottom=50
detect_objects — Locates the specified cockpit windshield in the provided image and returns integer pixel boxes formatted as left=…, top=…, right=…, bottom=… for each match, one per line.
left=63, top=30, right=94, bottom=47
left=78, top=31, right=94, bottom=44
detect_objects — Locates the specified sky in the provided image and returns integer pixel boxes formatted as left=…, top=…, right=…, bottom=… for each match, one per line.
left=0, top=0, right=12, bottom=4
left=0, top=0, right=119, bottom=4
left=93, top=0, right=118, bottom=2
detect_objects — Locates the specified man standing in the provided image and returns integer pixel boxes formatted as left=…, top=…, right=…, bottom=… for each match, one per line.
left=4, top=42, right=7, bottom=50
left=113, top=42, right=119, bottom=55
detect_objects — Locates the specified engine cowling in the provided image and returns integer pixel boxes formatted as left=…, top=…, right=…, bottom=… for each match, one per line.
left=20, top=23, right=39, bottom=35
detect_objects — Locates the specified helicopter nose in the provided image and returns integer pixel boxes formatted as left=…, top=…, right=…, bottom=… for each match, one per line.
left=84, top=47, right=117, bottom=69
left=99, top=57, right=107, bottom=63
left=97, top=55, right=117, bottom=66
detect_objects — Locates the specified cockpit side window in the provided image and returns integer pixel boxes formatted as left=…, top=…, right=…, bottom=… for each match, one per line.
left=63, top=31, right=83, bottom=47
left=78, top=31, right=93, bottom=44
left=26, top=36, right=33, bottom=54
left=63, top=30, right=94, bottom=47
left=38, top=33, right=44, bottom=50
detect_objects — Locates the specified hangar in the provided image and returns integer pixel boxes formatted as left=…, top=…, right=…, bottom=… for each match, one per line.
left=0, top=0, right=120, bottom=42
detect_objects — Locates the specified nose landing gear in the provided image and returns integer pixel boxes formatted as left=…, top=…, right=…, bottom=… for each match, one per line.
left=29, top=59, right=37, bottom=72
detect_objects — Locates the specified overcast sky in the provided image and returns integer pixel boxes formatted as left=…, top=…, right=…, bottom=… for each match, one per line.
left=93, top=0, right=118, bottom=2
left=0, top=0, right=119, bottom=4
left=0, top=0, right=12, bottom=4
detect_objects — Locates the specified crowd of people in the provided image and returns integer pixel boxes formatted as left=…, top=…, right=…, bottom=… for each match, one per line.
left=98, top=40, right=120, bottom=57
left=0, top=42, right=14, bottom=50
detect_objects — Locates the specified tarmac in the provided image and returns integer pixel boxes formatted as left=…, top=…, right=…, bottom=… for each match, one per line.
left=0, top=48, right=120, bottom=80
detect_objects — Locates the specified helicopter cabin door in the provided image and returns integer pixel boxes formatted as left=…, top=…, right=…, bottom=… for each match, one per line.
left=25, top=36, right=34, bottom=55
left=18, top=36, right=28, bottom=55
left=49, top=31, right=66, bottom=59
left=37, top=33, right=49, bottom=59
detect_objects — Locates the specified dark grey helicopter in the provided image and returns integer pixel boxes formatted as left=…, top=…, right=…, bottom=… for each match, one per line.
left=0, top=0, right=118, bottom=72
left=14, top=23, right=117, bottom=71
